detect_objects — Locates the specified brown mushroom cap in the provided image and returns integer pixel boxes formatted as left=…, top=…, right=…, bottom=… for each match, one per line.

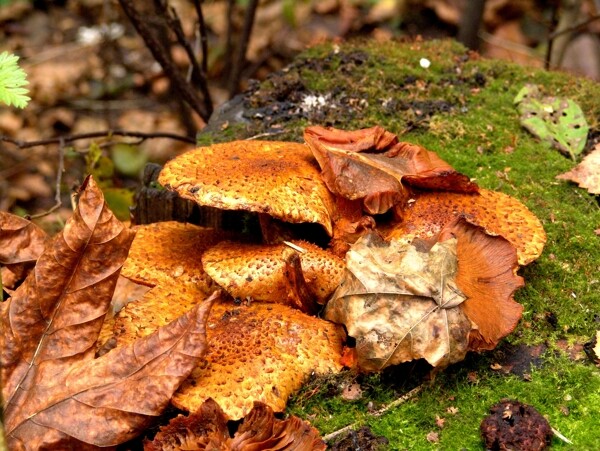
left=173, top=301, right=344, bottom=419
left=202, top=240, right=344, bottom=305
left=111, top=288, right=344, bottom=420
left=120, top=221, right=231, bottom=291
left=158, top=141, right=335, bottom=235
left=439, top=219, right=525, bottom=351
left=386, top=189, right=546, bottom=266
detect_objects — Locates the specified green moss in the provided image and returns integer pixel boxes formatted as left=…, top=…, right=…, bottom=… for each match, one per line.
left=219, top=38, right=599, bottom=448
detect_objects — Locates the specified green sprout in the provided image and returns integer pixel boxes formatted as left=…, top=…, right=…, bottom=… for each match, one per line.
left=0, top=51, right=30, bottom=109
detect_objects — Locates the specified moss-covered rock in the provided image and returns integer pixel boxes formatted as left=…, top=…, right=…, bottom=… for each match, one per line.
left=200, top=38, right=600, bottom=449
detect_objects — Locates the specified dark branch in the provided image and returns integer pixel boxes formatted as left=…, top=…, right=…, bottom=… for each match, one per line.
left=228, top=0, right=260, bottom=97
left=119, top=0, right=212, bottom=122
left=192, top=0, right=209, bottom=76
left=1, top=130, right=196, bottom=150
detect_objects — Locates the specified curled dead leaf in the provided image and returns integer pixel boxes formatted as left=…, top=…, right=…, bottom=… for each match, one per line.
left=304, top=125, right=477, bottom=215
left=324, top=231, right=471, bottom=371
left=145, top=398, right=326, bottom=450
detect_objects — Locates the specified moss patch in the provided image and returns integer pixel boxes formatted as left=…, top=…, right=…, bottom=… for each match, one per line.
left=199, top=38, right=600, bottom=448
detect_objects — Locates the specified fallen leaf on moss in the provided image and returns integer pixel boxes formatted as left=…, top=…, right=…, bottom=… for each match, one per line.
left=1, top=177, right=216, bottom=450
left=514, top=84, right=588, bottom=160
left=145, top=398, right=326, bottom=451
left=556, top=144, right=600, bottom=194
left=304, top=125, right=477, bottom=215
left=324, top=231, right=471, bottom=371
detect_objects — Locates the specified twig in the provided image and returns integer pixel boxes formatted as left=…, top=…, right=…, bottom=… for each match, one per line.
left=548, top=14, right=600, bottom=39
left=228, top=0, right=260, bottom=97
left=192, top=0, right=209, bottom=76
left=322, top=385, right=423, bottom=442
left=1, top=130, right=196, bottom=149
left=551, top=427, right=573, bottom=445
left=119, top=0, right=212, bottom=122
left=27, top=139, right=65, bottom=220
left=157, top=0, right=212, bottom=108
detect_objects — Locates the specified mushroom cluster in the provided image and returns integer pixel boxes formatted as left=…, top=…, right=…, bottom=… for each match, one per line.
left=106, top=125, right=545, bottom=420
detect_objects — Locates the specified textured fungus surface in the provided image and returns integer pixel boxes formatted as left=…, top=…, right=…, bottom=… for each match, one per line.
left=120, top=221, right=229, bottom=291
left=202, top=240, right=344, bottom=305
left=172, top=301, right=345, bottom=419
left=386, top=189, right=546, bottom=266
left=112, top=291, right=345, bottom=420
left=158, top=141, right=335, bottom=235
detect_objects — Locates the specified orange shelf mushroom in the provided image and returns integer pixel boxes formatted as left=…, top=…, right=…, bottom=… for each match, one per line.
left=157, top=140, right=336, bottom=236
left=386, top=189, right=546, bottom=266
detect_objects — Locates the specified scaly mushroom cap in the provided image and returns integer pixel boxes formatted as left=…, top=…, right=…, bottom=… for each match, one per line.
left=439, top=219, right=525, bottom=351
left=111, top=284, right=345, bottom=420
left=202, top=240, right=344, bottom=305
left=120, top=221, right=231, bottom=292
left=173, top=301, right=345, bottom=419
left=158, top=141, right=335, bottom=235
left=386, top=189, right=546, bottom=266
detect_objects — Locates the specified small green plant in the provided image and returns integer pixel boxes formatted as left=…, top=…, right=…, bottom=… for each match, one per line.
left=0, top=51, right=30, bottom=109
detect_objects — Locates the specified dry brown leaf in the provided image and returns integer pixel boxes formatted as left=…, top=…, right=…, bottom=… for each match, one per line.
left=202, top=240, right=344, bottom=306
left=556, top=144, right=600, bottom=194
left=325, top=231, right=471, bottom=371
left=304, top=125, right=478, bottom=215
left=0, top=211, right=48, bottom=289
left=385, top=189, right=546, bottom=266
left=158, top=141, right=335, bottom=235
left=145, top=398, right=326, bottom=451
left=1, top=177, right=216, bottom=450
left=325, top=218, right=524, bottom=370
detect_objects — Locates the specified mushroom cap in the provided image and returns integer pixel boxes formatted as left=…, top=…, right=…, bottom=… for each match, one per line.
left=386, top=189, right=546, bottom=266
left=111, top=288, right=344, bottom=420
left=202, top=240, right=344, bottom=305
left=120, top=221, right=231, bottom=292
left=158, top=141, right=335, bottom=235
left=439, top=219, right=525, bottom=351
left=172, top=301, right=345, bottom=419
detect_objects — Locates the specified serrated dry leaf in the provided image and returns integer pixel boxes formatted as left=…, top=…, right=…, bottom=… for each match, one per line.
left=325, top=231, right=471, bottom=371
left=556, top=144, right=600, bottom=195
left=0, top=212, right=48, bottom=289
left=1, top=177, right=216, bottom=450
left=304, top=125, right=478, bottom=215
left=145, top=399, right=326, bottom=451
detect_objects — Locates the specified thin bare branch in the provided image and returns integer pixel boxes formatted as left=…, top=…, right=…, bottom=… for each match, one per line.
left=192, top=0, right=209, bottom=76
left=1, top=130, right=196, bottom=150
left=228, top=0, right=260, bottom=97
left=27, top=139, right=65, bottom=220
left=156, top=0, right=212, bottom=108
left=118, top=0, right=212, bottom=122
